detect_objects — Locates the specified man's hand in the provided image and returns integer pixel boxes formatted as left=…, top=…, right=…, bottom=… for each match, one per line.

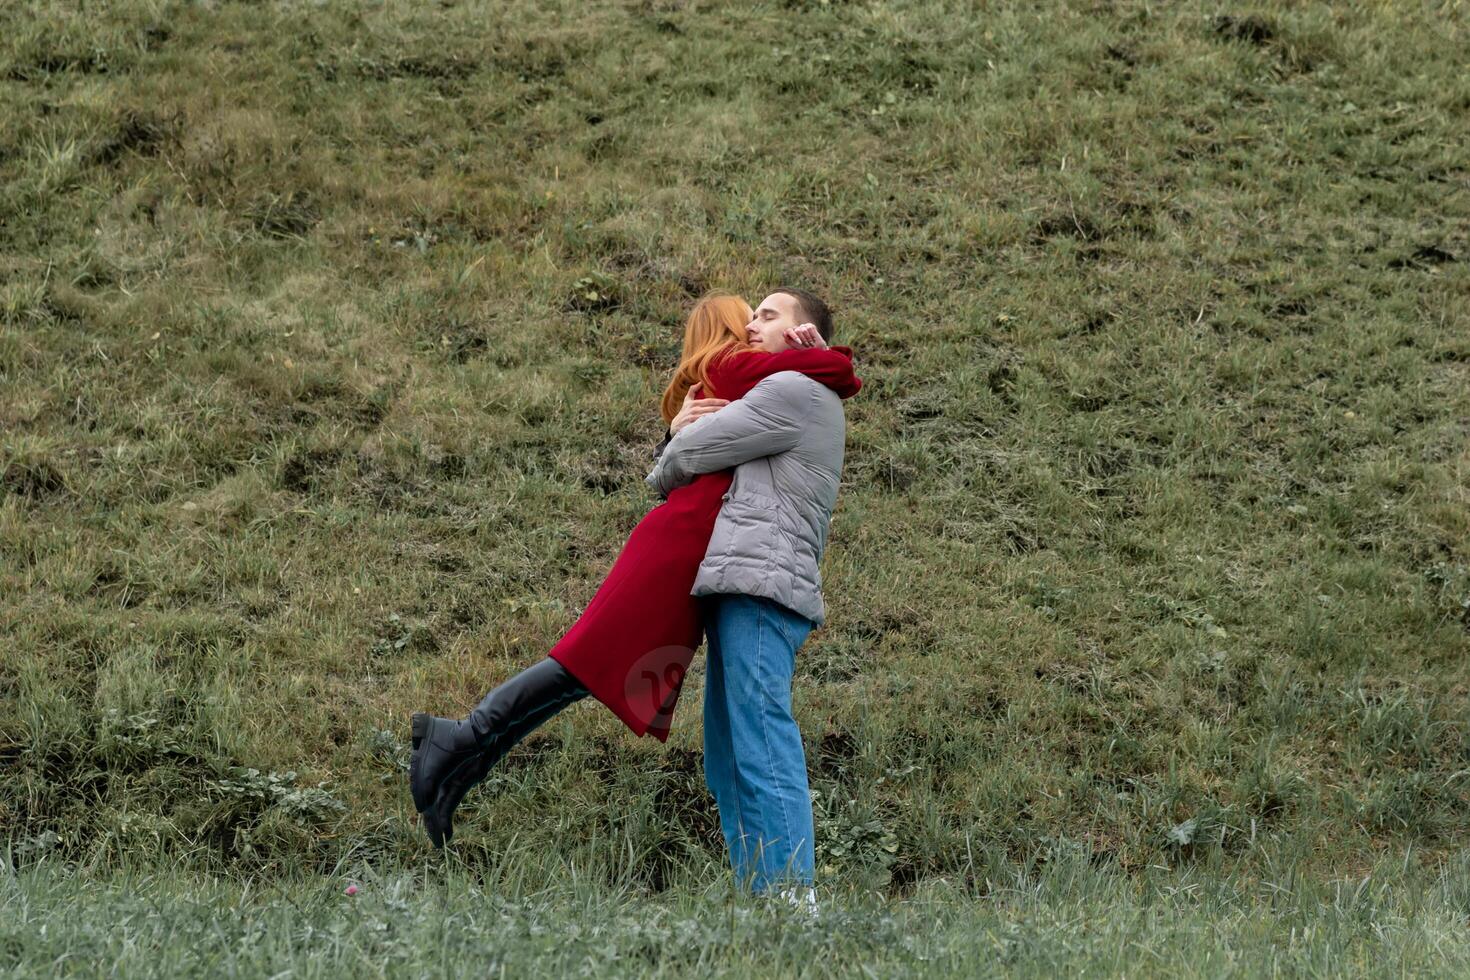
left=670, top=386, right=731, bottom=435
left=647, top=371, right=810, bottom=499
left=783, top=322, right=828, bottom=349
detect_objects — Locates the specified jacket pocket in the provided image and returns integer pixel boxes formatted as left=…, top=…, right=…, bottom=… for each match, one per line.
left=711, top=494, right=783, bottom=567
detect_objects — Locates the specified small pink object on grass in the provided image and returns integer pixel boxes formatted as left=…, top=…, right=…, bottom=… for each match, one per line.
left=344, top=884, right=358, bottom=896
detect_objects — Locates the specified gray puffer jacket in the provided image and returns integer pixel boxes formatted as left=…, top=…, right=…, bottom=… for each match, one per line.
left=645, top=371, right=846, bottom=626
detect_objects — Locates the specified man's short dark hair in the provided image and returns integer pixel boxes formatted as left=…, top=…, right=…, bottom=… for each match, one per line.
left=773, top=286, right=834, bottom=343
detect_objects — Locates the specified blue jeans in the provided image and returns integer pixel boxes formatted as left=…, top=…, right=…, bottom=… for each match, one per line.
left=700, top=593, right=816, bottom=894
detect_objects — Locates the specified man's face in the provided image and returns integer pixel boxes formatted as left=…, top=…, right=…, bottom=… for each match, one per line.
left=744, top=292, right=804, bottom=353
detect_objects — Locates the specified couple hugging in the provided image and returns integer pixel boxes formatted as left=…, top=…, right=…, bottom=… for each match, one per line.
left=410, top=286, right=863, bottom=905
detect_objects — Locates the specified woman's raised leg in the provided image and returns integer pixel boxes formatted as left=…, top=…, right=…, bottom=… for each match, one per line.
left=411, top=656, right=589, bottom=847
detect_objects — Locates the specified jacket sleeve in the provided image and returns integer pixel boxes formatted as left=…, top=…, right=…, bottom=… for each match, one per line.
left=645, top=372, right=812, bottom=498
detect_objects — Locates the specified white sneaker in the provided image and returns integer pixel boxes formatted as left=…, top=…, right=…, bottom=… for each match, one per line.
left=774, top=885, right=819, bottom=917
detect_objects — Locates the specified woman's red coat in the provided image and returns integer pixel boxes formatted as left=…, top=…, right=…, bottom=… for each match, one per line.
left=546, top=344, right=862, bottom=741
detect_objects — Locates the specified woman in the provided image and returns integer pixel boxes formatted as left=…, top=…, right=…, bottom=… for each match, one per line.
left=410, top=291, right=863, bottom=848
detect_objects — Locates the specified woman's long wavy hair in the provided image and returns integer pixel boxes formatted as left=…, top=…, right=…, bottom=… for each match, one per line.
left=658, top=291, right=754, bottom=426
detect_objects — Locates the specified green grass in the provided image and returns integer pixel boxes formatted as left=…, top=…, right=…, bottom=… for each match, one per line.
left=2, top=0, right=1469, bottom=972
left=4, top=848, right=1469, bottom=977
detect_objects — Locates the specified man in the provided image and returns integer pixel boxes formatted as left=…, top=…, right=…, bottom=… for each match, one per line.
left=646, top=286, right=847, bottom=913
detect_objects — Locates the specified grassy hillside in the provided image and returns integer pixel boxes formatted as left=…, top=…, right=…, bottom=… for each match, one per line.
left=3, top=0, right=1467, bottom=924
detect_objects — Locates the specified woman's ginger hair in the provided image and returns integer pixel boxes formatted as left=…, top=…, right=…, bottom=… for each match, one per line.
left=658, top=291, right=754, bottom=426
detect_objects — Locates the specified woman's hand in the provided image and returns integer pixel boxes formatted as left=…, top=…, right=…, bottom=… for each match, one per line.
left=670, top=386, right=730, bottom=435
left=783, top=322, right=828, bottom=349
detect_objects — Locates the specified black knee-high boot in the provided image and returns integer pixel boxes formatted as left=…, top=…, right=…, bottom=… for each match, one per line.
left=410, top=656, right=589, bottom=848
